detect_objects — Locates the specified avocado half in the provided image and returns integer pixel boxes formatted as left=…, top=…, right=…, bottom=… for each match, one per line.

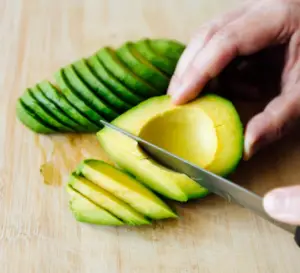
left=97, top=94, right=244, bottom=202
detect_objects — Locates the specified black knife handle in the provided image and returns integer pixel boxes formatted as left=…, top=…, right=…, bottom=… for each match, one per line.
left=295, top=227, right=300, bottom=247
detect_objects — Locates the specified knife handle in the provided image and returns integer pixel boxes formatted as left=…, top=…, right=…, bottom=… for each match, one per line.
left=295, top=227, right=300, bottom=247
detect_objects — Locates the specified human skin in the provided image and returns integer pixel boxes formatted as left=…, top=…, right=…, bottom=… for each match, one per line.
left=167, top=0, right=300, bottom=225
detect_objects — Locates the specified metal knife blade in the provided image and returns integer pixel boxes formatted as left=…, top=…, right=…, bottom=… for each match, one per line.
left=100, top=120, right=297, bottom=235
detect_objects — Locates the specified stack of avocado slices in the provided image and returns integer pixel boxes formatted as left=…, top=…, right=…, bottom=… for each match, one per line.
left=67, top=159, right=177, bottom=226
left=16, top=38, right=185, bottom=133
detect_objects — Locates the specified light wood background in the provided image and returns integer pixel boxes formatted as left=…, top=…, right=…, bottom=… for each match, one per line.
left=1, top=0, right=300, bottom=272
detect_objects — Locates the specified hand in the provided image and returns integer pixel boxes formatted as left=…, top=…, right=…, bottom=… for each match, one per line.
left=167, top=0, right=300, bottom=160
left=167, top=0, right=300, bottom=225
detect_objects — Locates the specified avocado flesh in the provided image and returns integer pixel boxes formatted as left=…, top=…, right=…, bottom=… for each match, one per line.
left=21, top=88, right=74, bottom=132
left=54, top=69, right=103, bottom=127
left=38, top=81, right=98, bottom=132
left=116, top=42, right=169, bottom=92
left=77, top=159, right=177, bottom=220
left=67, top=185, right=124, bottom=226
left=134, top=39, right=176, bottom=76
left=64, top=65, right=118, bottom=121
left=86, top=55, right=143, bottom=105
left=16, top=99, right=56, bottom=134
left=30, top=86, right=80, bottom=131
left=96, top=47, right=161, bottom=98
left=72, top=59, right=131, bottom=112
left=97, top=94, right=243, bottom=201
left=68, top=173, right=150, bottom=225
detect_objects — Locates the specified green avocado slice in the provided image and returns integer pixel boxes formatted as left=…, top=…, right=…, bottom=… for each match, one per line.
left=77, top=159, right=178, bottom=220
left=72, top=59, right=131, bottom=113
left=67, top=185, right=124, bottom=226
left=116, top=42, right=169, bottom=93
left=21, top=88, right=74, bottom=132
left=54, top=69, right=103, bottom=127
left=134, top=39, right=176, bottom=76
left=68, top=173, right=151, bottom=225
left=149, top=39, right=185, bottom=62
left=63, top=65, right=118, bottom=121
left=86, top=55, right=143, bottom=106
left=30, top=85, right=80, bottom=131
left=16, top=99, right=56, bottom=134
left=38, top=81, right=98, bottom=132
left=96, top=47, right=161, bottom=98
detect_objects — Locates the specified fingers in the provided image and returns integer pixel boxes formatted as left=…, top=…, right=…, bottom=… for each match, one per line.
left=244, top=91, right=300, bottom=159
left=263, top=185, right=300, bottom=225
left=244, top=32, right=300, bottom=159
left=169, top=1, right=292, bottom=104
left=167, top=2, right=249, bottom=97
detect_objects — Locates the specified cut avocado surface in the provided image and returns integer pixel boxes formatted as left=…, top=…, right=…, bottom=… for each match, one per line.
left=63, top=65, right=118, bottom=121
left=54, top=69, right=103, bottom=127
left=96, top=47, right=161, bottom=97
left=67, top=185, right=124, bottom=226
left=116, top=42, right=169, bottom=92
left=77, top=159, right=177, bottom=220
left=134, top=39, right=176, bottom=76
left=16, top=99, right=55, bottom=134
left=86, top=55, right=143, bottom=105
left=72, top=59, right=131, bottom=112
left=38, top=81, right=98, bottom=132
left=68, top=173, right=150, bottom=225
left=97, top=94, right=243, bottom=201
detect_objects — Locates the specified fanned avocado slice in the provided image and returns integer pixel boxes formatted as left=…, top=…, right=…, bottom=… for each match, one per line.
left=116, top=42, right=169, bottom=92
left=54, top=69, right=103, bottom=127
left=72, top=59, right=131, bottom=113
left=21, top=88, right=74, bottom=132
left=96, top=47, right=161, bottom=98
left=67, top=185, right=124, bottom=226
left=16, top=99, right=56, bottom=134
left=87, top=55, right=143, bottom=106
left=134, top=39, right=176, bottom=76
left=31, top=85, right=80, bottom=131
left=149, top=39, right=185, bottom=62
left=68, top=173, right=151, bottom=225
left=64, top=65, right=119, bottom=121
left=38, top=81, right=98, bottom=132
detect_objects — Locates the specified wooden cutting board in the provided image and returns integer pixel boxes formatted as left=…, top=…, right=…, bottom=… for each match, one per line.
left=1, top=0, right=300, bottom=272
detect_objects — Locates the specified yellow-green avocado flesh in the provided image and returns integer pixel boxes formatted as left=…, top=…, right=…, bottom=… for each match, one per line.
left=97, top=94, right=243, bottom=202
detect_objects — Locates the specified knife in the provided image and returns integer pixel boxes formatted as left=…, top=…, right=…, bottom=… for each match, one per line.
left=100, top=120, right=300, bottom=247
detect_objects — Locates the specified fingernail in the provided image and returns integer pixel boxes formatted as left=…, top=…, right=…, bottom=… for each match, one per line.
left=263, top=187, right=300, bottom=224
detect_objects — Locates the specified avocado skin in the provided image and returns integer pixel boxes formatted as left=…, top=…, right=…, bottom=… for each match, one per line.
left=30, top=85, right=81, bottom=131
left=16, top=99, right=56, bottom=134
left=116, top=42, right=169, bottom=92
left=21, top=88, right=74, bottom=132
left=96, top=47, right=161, bottom=98
left=37, top=81, right=98, bottom=132
left=134, top=39, right=177, bottom=76
left=54, top=69, right=103, bottom=127
left=72, top=59, right=131, bottom=113
left=86, top=55, right=144, bottom=106
left=17, top=38, right=185, bottom=134
left=64, top=64, right=119, bottom=121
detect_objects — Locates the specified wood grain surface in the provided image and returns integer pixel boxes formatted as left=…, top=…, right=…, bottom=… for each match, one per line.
left=1, top=0, right=300, bottom=272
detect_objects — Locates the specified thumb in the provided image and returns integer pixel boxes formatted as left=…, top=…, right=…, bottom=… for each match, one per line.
left=263, top=185, right=300, bottom=225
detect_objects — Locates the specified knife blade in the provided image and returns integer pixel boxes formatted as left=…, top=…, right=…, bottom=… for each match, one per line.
left=100, top=120, right=300, bottom=246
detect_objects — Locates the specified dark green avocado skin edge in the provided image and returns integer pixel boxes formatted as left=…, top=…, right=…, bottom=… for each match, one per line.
left=16, top=38, right=185, bottom=134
